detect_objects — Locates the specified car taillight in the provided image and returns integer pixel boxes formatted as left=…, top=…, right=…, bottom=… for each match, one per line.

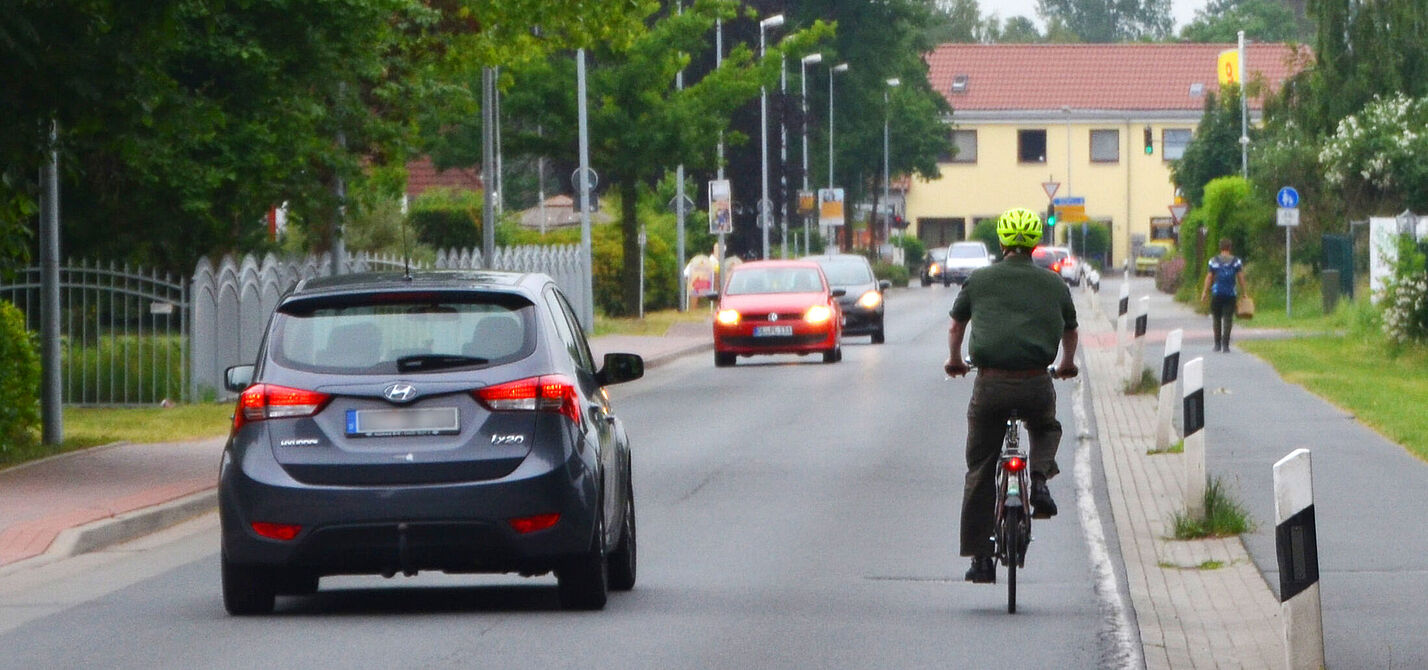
left=508, top=513, right=561, bottom=534
left=251, top=522, right=302, bottom=541
left=1051, top=260, right=1062, bottom=273
left=233, top=384, right=330, bottom=430
left=804, top=304, right=834, bottom=324
left=476, top=375, right=581, bottom=425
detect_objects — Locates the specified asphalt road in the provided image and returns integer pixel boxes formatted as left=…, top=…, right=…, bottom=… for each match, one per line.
left=0, top=285, right=1123, bottom=669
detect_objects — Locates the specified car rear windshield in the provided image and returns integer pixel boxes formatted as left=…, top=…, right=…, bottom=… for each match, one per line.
left=269, top=292, right=535, bottom=374
left=1140, top=245, right=1168, bottom=258
left=817, top=259, right=874, bottom=286
left=726, top=267, right=824, bottom=294
left=948, top=244, right=987, bottom=259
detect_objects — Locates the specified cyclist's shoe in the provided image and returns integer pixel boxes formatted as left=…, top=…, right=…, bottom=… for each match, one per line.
left=1031, top=475, right=1058, bottom=519
left=965, top=555, right=996, bottom=584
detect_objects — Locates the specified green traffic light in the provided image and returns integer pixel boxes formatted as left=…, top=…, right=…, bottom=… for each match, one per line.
left=1144, top=145, right=1154, bottom=155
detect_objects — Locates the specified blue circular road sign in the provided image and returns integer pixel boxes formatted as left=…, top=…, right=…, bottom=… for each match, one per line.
left=1277, top=187, right=1300, bottom=208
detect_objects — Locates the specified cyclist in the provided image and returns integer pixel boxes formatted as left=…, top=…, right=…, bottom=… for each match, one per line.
left=943, top=207, right=1079, bottom=584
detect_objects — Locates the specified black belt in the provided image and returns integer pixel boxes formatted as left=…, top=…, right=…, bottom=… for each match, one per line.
left=978, top=367, right=1048, bottom=379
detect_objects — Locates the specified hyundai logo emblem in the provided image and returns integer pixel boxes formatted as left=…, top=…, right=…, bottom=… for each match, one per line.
left=383, top=382, right=417, bottom=403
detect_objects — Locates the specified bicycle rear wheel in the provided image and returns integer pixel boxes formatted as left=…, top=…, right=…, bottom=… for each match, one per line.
left=1003, top=506, right=1024, bottom=614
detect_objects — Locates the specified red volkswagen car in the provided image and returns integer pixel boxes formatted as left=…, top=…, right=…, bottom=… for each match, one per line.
left=713, top=260, right=844, bottom=367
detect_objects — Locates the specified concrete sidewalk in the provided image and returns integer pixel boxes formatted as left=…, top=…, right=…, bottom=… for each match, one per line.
left=1074, top=283, right=1284, bottom=669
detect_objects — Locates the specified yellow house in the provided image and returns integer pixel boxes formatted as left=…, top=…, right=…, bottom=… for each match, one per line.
left=908, top=43, right=1302, bottom=266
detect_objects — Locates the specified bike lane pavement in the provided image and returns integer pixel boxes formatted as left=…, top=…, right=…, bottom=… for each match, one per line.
left=1093, top=274, right=1428, bottom=668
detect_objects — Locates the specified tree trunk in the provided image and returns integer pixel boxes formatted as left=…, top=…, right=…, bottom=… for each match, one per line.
left=620, top=179, right=640, bottom=317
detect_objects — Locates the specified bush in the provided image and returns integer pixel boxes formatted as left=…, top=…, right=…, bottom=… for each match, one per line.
left=872, top=260, right=909, bottom=287
left=1156, top=255, right=1186, bottom=294
left=408, top=188, right=484, bottom=250
left=0, top=301, right=40, bottom=452
left=892, top=235, right=925, bottom=272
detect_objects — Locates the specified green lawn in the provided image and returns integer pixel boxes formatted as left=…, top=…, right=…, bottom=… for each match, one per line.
left=1240, top=333, right=1428, bottom=463
left=1, top=403, right=233, bottom=468
left=593, top=307, right=711, bottom=337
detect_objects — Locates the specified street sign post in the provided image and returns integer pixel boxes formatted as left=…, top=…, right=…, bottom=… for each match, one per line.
left=1042, top=181, right=1060, bottom=200
left=1053, top=196, right=1088, bottom=224
left=1277, top=186, right=1300, bottom=317
left=1169, top=203, right=1188, bottom=224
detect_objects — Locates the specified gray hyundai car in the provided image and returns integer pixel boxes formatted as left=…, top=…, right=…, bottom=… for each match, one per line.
left=218, top=271, right=642, bottom=614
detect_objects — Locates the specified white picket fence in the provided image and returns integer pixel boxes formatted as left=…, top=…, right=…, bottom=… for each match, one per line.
left=188, top=246, right=588, bottom=400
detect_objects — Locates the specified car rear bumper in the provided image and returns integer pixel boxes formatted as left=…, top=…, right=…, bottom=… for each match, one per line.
left=714, top=325, right=837, bottom=355
left=218, top=446, right=598, bottom=575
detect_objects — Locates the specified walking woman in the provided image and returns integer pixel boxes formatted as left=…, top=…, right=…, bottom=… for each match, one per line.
left=1199, top=238, right=1248, bottom=352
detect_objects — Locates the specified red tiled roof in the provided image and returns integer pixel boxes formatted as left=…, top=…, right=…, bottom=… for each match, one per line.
left=405, top=156, right=483, bottom=197
left=926, top=43, right=1309, bottom=114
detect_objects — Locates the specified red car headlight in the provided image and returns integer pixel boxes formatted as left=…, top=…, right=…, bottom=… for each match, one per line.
left=804, top=304, right=834, bottom=324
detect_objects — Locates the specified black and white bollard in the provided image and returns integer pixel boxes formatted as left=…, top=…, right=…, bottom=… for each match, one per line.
left=1181, top=357, right=1206, bottom=518
left=1128, top=296, right=1149, bottom=386
left=1156, top=328, right=1183, bottom=451
left=1116, top=279, right=1130, bottom=365
left=1274, top=448, right=1325, bottom=670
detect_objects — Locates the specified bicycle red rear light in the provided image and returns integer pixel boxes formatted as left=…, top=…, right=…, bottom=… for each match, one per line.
left=1005, top=456, right=1026, bottom=472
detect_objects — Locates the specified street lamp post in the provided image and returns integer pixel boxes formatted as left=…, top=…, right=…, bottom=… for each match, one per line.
left=800, top=54, right=822, bottom=255
left=828, top=62, right=849, bottom=250
left=759, top=14, right=784, bottom=260
left=883, top=78, right=900, bottom=253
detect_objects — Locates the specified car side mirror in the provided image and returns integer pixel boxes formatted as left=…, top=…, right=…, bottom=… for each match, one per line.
left=830, top=288, right=847, bottom=298
left=878, top=280, right=891, bottom=291
left=224, top=365, right=254, bottom=393
left=597, top=352, right=644, bottom=386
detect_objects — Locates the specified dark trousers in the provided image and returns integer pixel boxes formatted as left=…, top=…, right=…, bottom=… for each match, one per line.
left=1211, top=294, right=1236, bottom=348
left=960, top=373, right=1061, bottom=557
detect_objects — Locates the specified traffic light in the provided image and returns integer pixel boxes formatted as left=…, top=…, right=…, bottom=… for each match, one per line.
left=1143, top=125, right=1154, bottom=155
left=1045, top=203, right=1057, bottom=229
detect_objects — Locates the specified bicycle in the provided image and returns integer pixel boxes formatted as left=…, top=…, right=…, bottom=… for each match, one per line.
left=954, top=360, right=1075, bottom=613
left=995, top=407, right=1032, bottom=614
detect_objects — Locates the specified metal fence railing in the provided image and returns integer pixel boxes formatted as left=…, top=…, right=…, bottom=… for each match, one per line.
left=2, top=246, right=589, bottom=406
left=1, top=261, right=189, bottom=405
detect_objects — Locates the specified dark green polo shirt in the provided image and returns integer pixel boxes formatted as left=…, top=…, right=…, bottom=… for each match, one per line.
left=950, top=252, right=1077, bottom=370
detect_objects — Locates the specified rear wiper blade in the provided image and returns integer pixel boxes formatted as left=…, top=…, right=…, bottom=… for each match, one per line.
left=396, top=354, right=489, bottom=371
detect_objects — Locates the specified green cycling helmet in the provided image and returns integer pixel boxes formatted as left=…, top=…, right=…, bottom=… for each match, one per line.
left=996, top=207, right=1044, bottom=248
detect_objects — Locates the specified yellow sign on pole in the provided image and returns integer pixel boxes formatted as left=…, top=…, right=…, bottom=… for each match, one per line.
left=1217, top=49, right=1239, bottom=85
left=1054, top=204, right=1088, bottom=223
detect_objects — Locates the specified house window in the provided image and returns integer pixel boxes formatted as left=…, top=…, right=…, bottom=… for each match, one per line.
left=1090, top=129, right=1119, bottom=163
left=1163, top=129, right=1192, bottom=160
left=946, top=129, right=977, bottom=163
left=1018, top=129, right=1046, bottom=164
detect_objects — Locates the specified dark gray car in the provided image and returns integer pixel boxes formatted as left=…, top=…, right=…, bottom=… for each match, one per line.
left=806, top=254, right=889, bottom=344
left=218, top=271, right=643, bottom=614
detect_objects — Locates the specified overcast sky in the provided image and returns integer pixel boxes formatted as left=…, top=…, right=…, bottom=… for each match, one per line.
left=985, top=0, right=1211, bottom=32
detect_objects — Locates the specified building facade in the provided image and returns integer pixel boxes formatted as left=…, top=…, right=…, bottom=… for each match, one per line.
left=908, top=43, right=1302, bottom=266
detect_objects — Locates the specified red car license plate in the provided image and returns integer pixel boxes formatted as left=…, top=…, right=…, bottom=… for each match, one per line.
left=753, top=325, right=793, bottom=337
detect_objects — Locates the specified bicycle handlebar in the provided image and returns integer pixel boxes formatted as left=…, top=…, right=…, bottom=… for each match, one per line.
left=952, top=357, right=1079, bottom=379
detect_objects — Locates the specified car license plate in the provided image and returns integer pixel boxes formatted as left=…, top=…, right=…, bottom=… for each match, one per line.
left=346, top=407, right=459, bottom=437
left=753, top=325, right=793, bottom=337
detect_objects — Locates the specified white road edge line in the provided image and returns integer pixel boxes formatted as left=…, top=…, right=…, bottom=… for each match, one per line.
left=1071, top=358, right=1142, bottom=669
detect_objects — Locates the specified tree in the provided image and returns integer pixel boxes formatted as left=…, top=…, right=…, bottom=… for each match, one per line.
left=1170, top=88, right=1246, bottom=208
left=785, top=0, right=955, bottom=251
left=471, top=1, right=830, bottom=314
left=993, top=16, right=1046, bottom=43
left=1036, top=0, right=1173, bottom=42
left=0, top=1, right=656, bottom=275
left=1179, top=0, right=1309, bottom=43
left=924, top=0, right=990, bottom=44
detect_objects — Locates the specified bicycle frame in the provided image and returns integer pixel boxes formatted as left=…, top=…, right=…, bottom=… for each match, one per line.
left=993, top=413, right=1032, bottom=572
